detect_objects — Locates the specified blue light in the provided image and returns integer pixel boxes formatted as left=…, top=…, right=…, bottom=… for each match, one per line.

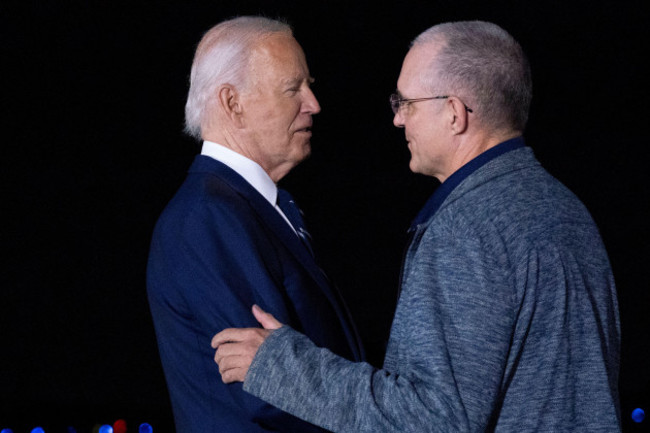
left=139, top=423, right=152, bottom=433
left=2, top=429, right=15, bottom=433
left=98, top=425, right=113, bottom=433
left=31, top=428, right=45, bottom=433
left=632, top=408, right=645, bottom=423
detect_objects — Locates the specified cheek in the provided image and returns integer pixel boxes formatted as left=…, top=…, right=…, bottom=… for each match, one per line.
left=405, top=119, right=423, bottom=145
left=271, top=113, right=298, bottom=142
left=412, top=118, right=437, bottom=144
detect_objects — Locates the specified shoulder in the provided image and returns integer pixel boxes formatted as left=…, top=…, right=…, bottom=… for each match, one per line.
left=441, top=157, right=591, bottom=233
left=418, top=160, right=599, bottom=267
left=151, top=169, right=269, bottom=255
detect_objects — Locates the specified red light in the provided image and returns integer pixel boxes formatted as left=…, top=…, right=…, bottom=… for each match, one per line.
left=113, top=420, right=127, bottom=433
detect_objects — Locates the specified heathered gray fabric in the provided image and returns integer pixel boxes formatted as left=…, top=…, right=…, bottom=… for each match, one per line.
left=244, top=147, right=621, bottom=432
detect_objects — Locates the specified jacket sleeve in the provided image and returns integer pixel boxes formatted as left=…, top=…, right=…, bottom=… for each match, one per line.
left=147, top=196, right=327, bottom=433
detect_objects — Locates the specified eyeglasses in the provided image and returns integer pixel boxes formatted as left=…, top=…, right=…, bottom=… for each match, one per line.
left=389, top=93, right=473, bottom=115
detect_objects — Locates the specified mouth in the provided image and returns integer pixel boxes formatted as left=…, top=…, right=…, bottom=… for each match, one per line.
left=295, top=126, right=313, bottom=134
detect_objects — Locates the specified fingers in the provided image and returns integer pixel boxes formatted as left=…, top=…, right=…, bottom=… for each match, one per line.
left=210, top=306, right=282, bottom=349
left=211, top=306, right=281, bottom=384
left=215, top=352, right=249, bottom=383
left=252, top=304, right=283, bottom=330
left=220, top=366, right=247, bottom=383
left=211, top=327, right=256, bottom=349
left=211, top=329, right=232, bottom=349
left=212, top=327, right=272, bottom=384
left=214, top=344, right=253, bottom=383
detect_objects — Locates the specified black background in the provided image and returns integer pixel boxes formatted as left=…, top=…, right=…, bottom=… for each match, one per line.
left=2, top=1, right=648, bottom=432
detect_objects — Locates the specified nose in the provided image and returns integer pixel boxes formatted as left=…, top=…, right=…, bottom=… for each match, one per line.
left=302, top=87, right=321, bottom=115
left=393, top=109, right=405, bottom=128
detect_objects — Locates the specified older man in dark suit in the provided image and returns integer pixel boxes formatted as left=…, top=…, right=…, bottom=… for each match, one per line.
left=147, top=16, right=363, bottom=433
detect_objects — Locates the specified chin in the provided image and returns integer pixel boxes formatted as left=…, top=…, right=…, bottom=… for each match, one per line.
left=301, top=143, right=312, bottom=159
left=289, top=148, right=311, bottom=168
left=409, top=159, right=420, bottom=174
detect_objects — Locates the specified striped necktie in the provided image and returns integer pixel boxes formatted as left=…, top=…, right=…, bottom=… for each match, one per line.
left=276, top=189, right=314, bottom=256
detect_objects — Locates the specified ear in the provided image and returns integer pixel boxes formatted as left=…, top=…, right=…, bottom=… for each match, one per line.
left=447, top=97, right=470, bottom=135
left=217, top=85, right=245, bottom=128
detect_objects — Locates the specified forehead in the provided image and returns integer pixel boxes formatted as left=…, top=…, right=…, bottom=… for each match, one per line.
left=397, top=42, right=439, bottom=94
left=250, top=34, right=310, bottom=85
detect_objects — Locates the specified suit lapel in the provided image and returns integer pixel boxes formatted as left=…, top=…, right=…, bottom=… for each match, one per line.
left=189, top=156, right=336, bottom=307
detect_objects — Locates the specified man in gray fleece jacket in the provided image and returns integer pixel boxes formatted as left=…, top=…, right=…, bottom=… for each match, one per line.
left=212, top=21, right=621, bottom=432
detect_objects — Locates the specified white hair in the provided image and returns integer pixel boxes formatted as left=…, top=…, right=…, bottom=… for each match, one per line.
left=184, top=16, right=292, bottom=139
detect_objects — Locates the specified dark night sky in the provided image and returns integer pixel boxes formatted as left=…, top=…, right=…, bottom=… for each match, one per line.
left=2, top=1, right=648, bottom=432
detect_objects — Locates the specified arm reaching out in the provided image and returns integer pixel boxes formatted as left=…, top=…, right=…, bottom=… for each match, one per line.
left=212, top=305, right=283, bottom=383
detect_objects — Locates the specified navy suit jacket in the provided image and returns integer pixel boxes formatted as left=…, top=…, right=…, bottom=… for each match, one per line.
left=147, top=155, right=364, bottom=432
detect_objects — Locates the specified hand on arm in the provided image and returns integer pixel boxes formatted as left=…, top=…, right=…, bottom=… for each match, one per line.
left=212, top=304, right=283, bottom=383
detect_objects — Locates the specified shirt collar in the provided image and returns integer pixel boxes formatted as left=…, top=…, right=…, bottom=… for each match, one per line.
left=410, top=136, right=526, bottom=229
left=201, top=140, right=278, bottom=206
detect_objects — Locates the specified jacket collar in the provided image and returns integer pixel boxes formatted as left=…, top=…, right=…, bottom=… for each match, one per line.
left=410, top=136, right=529, bottom=229
left=188, top=155, right=322, bottom=276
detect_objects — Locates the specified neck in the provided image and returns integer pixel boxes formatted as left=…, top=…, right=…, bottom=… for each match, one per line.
left=202, top=129, right=290, bottom=183
left=438, top=129, right=521, bottom=183
left=202, top=127, right=257, bottom=165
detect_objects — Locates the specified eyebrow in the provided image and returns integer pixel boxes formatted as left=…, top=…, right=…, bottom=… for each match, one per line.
left=282, top=76, right=316, bottom=86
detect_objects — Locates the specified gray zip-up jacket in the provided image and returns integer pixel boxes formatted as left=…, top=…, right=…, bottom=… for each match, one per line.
left=244, top=143, right=621, bottom=432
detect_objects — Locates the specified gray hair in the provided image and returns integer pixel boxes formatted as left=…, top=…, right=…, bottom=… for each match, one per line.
left=412, top=21, right=532, bottom=133
left=184, top=16, right=292, bottom=139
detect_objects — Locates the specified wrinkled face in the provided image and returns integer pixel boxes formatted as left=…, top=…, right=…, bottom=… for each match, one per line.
left=241, top=34, right=320, bottom=181
left=393, top=43, right=454, bottom=181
